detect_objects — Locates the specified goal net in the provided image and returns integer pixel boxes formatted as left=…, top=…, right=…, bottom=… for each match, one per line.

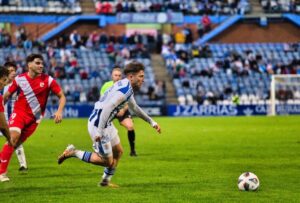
left=270, top=75, right=300, bottom=115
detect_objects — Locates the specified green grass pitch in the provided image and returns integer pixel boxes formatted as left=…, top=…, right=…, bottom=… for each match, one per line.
left=0, top=116, right=299, bottom=202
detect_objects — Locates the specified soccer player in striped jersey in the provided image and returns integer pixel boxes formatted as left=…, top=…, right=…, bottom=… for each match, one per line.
left=0, top=54, right=66, bottom=182
left=100, top=66, right=138, bottom=156
left=58, top=61, right=161, bottom=187
left=0, top=62, right=28, bottom=172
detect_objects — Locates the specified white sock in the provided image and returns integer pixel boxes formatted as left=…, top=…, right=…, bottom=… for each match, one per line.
left=15, top=145, right=27, bottom=168
left=102, top=168, right=115, bottom=181
left=74, top=150, right=84, bottom=159
left=74, top=150, right=92, bottom=163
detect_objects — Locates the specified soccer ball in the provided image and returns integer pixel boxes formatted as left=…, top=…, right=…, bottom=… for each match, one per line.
left=238, top=172, right=260, bottom=191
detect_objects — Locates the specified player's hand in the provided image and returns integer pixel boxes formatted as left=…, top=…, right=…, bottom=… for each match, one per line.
left=153, top=123, right=161, bottom=134
left=53, top=111, right=63, bottom=124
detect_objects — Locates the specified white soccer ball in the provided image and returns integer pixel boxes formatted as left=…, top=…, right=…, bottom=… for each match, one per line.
left=238, top=172, right=260, bottom=191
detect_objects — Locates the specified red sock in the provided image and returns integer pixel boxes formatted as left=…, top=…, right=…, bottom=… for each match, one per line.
left=0, top=143, right=14, bottom=174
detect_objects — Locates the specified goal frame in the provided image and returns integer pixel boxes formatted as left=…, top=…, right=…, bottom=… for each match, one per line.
left=270, top=74, right=300, bottom=116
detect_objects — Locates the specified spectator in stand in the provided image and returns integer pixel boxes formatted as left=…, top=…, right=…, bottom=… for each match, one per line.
left=116, top=0, right=123, bottom=12
left=202, top=14, right=212, bottom=33
left=129, top=1, right=136, bottom=12
left=162, top=32, right=171, bottom=46
left=197, top=20, right=205, bottom=38
left=109, top=32, right=116, bottom=44
left=95, top=1, right=112, bottom=14
left=121, top=46, right=130, bottom=59
left=183, top=25, right=193, bottom=44
left=95, top=1, right=102, bottom=14
left=238, top=0, right=249, bottom=14
left=99, top=32, right=108, bottom=46
left=117, top=32, right=127, bottom=44
left=174, top=30, right=186, bottom=51
left=0, top=29, right=12, bottom=48
left=69, top=30, right=81, bottom=48
left=106, top=41, right=115, bottom=63
left=191, top=43, right=200, bottom=58
left=81, top=32, right=89, bottom=47
left=103, top=1, right=113, bottom=14
left=140, top=1, right=151, bottom=12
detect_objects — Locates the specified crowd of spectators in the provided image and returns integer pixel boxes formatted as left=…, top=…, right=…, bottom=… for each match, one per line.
left=94, top=0, right=250, bottom=15
left=261, top=0, right=300, bottom=13
left=0, top=27, right=166, bottom=104
left=162, top=40, right=300, bottom=105
left=0, top=0, right=81, bottom=13
left=2, top=0, right=300, bottom=15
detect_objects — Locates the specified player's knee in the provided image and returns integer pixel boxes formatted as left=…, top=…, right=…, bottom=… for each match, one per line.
left=126, top=124, right=134, bottom=131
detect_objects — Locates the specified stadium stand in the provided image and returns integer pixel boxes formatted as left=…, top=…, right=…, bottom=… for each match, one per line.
left=0, top=29, right=166, bottom=105
left=93, top=0, right=251, bottom=15
left=0, top=0, right=82, bottom=14
left=162, top=42, right=300, bottom=105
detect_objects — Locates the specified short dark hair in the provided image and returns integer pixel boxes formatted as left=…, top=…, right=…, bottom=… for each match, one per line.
left=3, top=61, right=17, bottom=70
left=112, top=65, right=122, bottom=73
left=0, top=65, right=9, bottom=78
left=26, top=53, right=44, bottom=65
left=124, top=61, right=145, bottom=75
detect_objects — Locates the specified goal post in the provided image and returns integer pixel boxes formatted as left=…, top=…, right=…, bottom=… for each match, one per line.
left=270, top=74, right=300, bottom=116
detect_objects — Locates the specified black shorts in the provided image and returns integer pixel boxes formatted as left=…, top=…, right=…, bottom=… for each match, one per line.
left=117, top=109, right=132, bottom=123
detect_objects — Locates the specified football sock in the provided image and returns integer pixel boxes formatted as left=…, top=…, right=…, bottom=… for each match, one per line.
left=102, top=167, right=115, bottom=181
left=15, top=145, right=27, bottom=168
left=0, top=143, right=14, bottom=174
left=75, top=150, right=92, bottom=163
left=128, top=130, right=135, bottom=152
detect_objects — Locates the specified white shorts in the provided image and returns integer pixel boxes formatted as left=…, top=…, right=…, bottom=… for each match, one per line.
left=87, top=121, right=120, bottom=157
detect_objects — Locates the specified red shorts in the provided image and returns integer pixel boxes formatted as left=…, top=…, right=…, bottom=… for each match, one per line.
left=8, top=112, right=38, bottom=143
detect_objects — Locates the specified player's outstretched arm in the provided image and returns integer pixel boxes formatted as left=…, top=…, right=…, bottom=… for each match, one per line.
left=0, top=112, right=11, bottom=145
left=53, top=91, right=66, bottom=123
left=128, top=97, right=161, bottom=134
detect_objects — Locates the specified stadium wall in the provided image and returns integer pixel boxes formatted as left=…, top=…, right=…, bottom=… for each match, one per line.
left=16, top=20, right=300, bottom=44
left=10, top=23, right=57, bottom=41
left=61, top=21, right=125, bottom=38
left=45, top=104, right=300, bottom=118
left=211, top=22, right=300, bottom=43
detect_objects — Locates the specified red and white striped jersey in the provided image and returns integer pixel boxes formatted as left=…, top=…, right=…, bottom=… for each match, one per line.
left=8, top=73, right=61, bottom=121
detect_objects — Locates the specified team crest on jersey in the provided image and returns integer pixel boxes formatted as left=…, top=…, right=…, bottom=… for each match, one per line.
left=40, top=82, right=45, bottom=87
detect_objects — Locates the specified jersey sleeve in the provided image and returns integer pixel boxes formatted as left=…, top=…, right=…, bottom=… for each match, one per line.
left=49, top=78, right=61, bottom=95
left=8, top=79, right=18, bottom=94
left=0, top=95, right=4, bottom=113
left=128, top=96, right=156, bottom=126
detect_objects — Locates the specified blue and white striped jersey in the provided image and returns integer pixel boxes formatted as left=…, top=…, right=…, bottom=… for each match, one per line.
left=89, top=78, right=155, bottom=137
left=2, top=83, right=17, bottom=121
